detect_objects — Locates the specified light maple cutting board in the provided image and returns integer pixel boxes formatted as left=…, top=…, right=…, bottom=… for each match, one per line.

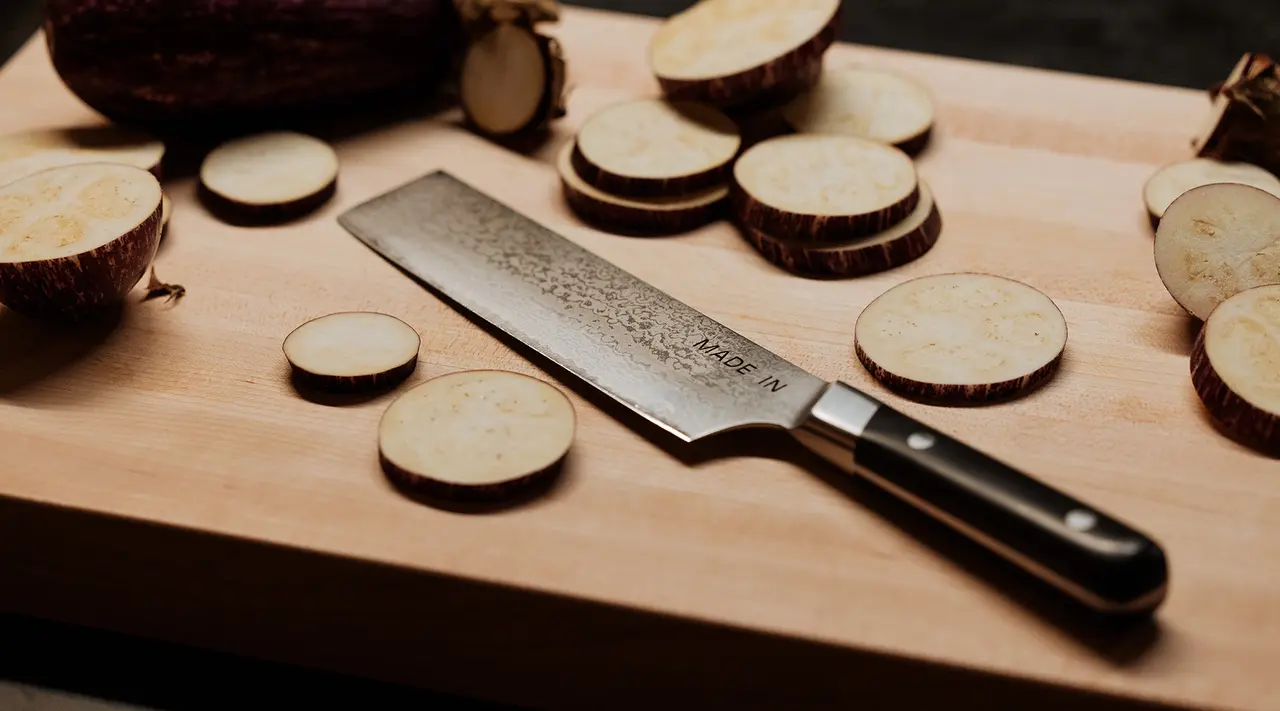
left=0, top=7, right=1277, bottom=711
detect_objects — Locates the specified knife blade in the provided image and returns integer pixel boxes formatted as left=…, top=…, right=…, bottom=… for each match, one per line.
left=338, top=170, right=1168, bottom=616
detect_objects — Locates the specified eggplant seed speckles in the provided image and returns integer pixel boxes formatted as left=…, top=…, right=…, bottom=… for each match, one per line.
left=855, top=273, right=1067, bottom=403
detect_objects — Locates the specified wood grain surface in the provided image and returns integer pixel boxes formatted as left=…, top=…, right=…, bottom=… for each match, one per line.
left=0, top=7, right=1277, bottom=710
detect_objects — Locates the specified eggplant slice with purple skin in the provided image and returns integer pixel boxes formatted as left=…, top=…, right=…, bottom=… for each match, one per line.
left=283, top=312, right=421, bottom=394
left=648, top=0, right=841, bottom=108
left=571, top=98, right=741, bottom=198
left=0, top=162, right=163, bottom=322
left=1191, top=283, right=1280, bottom=453
left=1143, top=158, right=1280, bottom=226
left=199, top=131, right=339, bottom=224
left=782, top=65, right=936, bottom=156
left=1154, top=182, right=1280, bottom=321
left=378, top=370, right=577, bottom=502
left=460, top=22, right=567, bottom=140
left=741, top=181, right=942, bottom=278
left=854, top=273, right=1068, bottom=404
left=732, top=133, right=919, bottom=243
left=557, top=140, right=728, bottom=235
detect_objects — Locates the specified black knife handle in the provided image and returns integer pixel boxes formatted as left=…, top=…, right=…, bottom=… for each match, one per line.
left=794, top=382, right=1168, bottom=614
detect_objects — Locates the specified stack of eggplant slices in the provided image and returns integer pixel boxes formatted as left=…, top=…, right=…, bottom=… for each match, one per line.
left=557, top=0, right=1083, bottom=411
left=558, top=0, right=940, bottom=280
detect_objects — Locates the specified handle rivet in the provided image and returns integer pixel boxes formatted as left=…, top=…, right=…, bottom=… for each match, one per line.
left=1065, top=509, right=1097, bottom=532
left=906, top=432, right=936, bottom=450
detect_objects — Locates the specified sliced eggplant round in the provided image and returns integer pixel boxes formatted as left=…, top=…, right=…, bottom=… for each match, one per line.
left=572, top=99, right=741, bottom=197
left=1154, top=182, right=1280, bottom=321
left=732, top=133, right=919, bottom=242
left=283, top=311, right=421, bottom=393
left=782, top=66, right=936, bottom=155
left=1192, top=283, right=1280, bottom=451
left=0, top=125, right=165, bottom=187
left=199, top=131, right=339, bottom=223
left=648, top=0, right=840, bottom=107
left=558, top=140, right=727, bottom=234
left=854, top=273, right=1068, bottom=404
left=378, top=369, right=577, bottom=501
left=1143, top=158, right=1280, bottom=225
left=460, top=22, right=566, bottom=139
left=742, top=181, right=941, bottom=278
left=0, top=162, right=162, bottom=321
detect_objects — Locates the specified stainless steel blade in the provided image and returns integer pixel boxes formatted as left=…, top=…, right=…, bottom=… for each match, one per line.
left=338, top=170, right=827, bottom=442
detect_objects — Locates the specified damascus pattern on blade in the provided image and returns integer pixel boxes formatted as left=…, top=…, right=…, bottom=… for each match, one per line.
left=339, top=171, right=826, bottom=441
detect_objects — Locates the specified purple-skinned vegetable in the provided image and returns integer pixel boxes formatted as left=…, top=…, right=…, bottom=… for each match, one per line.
left=41, top=0, right=466, bottom=133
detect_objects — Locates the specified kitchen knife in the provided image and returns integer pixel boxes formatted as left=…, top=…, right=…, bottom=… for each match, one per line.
left=338, top=170, right=1168, bottom=615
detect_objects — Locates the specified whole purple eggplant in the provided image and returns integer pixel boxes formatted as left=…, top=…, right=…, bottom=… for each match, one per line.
left=42, top=0, right=466, bottom=132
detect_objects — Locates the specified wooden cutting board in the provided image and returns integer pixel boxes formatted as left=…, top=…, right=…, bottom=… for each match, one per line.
left=1, top=7, right=1276, bottom=710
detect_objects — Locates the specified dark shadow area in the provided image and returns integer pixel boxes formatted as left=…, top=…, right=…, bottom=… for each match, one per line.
left=0, top=305, right=122, bottom=396
left=1182, top=315, right=1203, bottom=353
left=0, top=497, right=1196, bottom=711
left=447, top=116, right=560, bottom=157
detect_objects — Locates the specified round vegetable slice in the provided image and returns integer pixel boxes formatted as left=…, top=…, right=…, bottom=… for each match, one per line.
left=0, top=162, right=162, bottom=321
left=557, top=140, right=727, bottom=234
left=1154, top=182, right=1280, bottom=321
left=854, top=273, right=1068, bottom=403
left=742, top=181, right=941, bottom=278
left=572, top=99, right=741, bottom=197
left=0, top=125, right=165, bottom=187
left=732, top=134, right=919, bottom=242
left=782, top=66, right=936, bottom=155
left=460, top=23, right=566, bottom=139
left=378, top=370, right=577, bottom=501
left=199, top=131, right=338, bottom=223
left=283, top=312, right=421, bottom=393
left=1143, top=158, right=1280, bottom=224
left=1192, top=284, right=1280, bottom=451
left=648, top=0, right=840, bottom=107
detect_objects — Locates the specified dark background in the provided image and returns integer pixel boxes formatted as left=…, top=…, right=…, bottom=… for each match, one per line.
left=0, top=1, right=1275, bottom=709
left=4, top=0, right=1280, bottom=89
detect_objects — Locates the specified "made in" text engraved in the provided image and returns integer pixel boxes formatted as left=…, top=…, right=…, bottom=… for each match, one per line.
left=692, top=337, right=788, bottom=392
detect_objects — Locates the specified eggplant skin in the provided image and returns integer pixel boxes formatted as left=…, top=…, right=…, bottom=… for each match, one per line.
left=42, top=0, right=465, bottom=132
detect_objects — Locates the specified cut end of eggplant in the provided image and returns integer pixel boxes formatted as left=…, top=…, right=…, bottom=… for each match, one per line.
left=854, top=273, right=1068, bottom=404
left=199, top=131, right=338, bottom=224
left=283, top=311, right=421, bottom=393
left=460, top=23, right=565, bottom=139
left=0, top=125, right=165, bottom=188
left=648, top=0, right=839, bottom=106
left=733, top=134, right=918, bottom=241
left=573, top=98, right=741, bottom=197
left=742, top=181, right=942, bottom=278
left=782, top=66, right=935, bottom=154
left=0, top=162, right=162, bottom=321
left=1154, top=182, right=1280, bottom=321
left=558, top=140, right=727, bottom=234
left=378, top=369, right=576, bottom=502
left=1193, top=284, right=1280, bottom=453
left=1143, top=158, right=1280, bottom=223
left=1194, top=52, right=1280, bottom=175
